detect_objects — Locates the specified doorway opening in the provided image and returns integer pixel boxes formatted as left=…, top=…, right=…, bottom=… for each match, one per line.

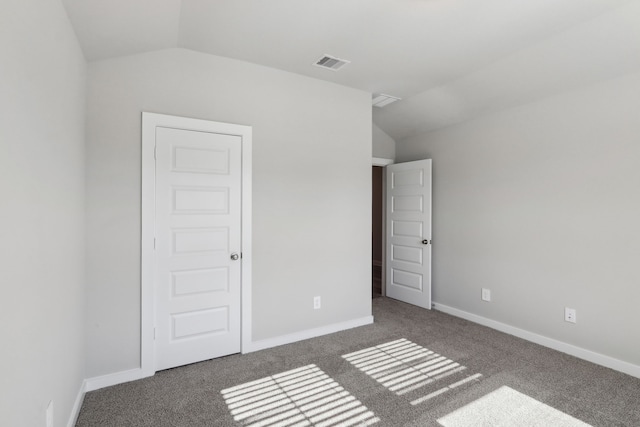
left=372, top=166, right=384, bottom=298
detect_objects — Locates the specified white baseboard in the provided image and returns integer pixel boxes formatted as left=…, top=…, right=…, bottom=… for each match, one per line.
left=85, top=368, right=150, bottom=392
left=67, top=379, right=87, bottom=427
left=82, top=316, right=374, bottom=393
left=433, top=302, right=640, bottom=379
left=245, top=315, right=375, bottom=353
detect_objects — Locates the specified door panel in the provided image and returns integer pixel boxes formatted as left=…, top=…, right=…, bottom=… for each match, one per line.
left=386, top=159, right=432, bottom=309
left=392, top=245, right=423, bottom=264
left=155, top=126, right=241, bottom=371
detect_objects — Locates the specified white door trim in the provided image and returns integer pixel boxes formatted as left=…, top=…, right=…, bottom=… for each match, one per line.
left=141, top=112, right=252, bottom=377
left=372, top=157, right=394, bottom=166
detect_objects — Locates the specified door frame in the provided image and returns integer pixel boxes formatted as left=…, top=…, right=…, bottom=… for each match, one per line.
left=372, top=157, right=394, bottom=296
left=140, top=112, right=252, bottom=376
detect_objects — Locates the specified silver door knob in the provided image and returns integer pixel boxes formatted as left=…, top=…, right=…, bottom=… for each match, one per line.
left=422, top=239, right=430, bottom=245
left=230, top=253, right=239, bottom=261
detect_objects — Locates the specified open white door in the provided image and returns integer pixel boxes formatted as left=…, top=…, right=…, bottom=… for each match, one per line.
left=385, top=159, right=432, bottom=309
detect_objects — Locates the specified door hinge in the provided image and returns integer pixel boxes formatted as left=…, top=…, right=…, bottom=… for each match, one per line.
left=153, top=237, right=156, bottom=249
left=153, top=327, right=157, bottom=340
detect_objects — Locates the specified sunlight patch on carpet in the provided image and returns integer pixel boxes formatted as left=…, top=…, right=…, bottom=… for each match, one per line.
left=342, top=338, right=482, bottom=399
left=437, top=386, right=592, bottom=427
left=221, top=364, right=380, bottom=427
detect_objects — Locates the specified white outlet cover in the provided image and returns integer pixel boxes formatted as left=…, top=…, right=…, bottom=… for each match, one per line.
left=564, top=307, right=577, bottom=323
left=481, top=288, right=491, bottom=302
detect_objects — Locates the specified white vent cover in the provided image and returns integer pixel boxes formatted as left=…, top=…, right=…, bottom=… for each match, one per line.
left=372, top=94, right=401, bottom=108
left=314, top=55, right=350, bottom=71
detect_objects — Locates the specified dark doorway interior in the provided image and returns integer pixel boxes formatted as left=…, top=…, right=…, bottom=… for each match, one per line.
left=372, top=166, right=383, bottom=298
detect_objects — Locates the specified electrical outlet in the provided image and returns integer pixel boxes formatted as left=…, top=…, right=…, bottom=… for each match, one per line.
left=313, top=296, right=321, bottom=310
left=46, top=401, right=54, bottom=427
left=481, top=288, right=491, bottom=302
left=565, top=307, right=576, bottom=323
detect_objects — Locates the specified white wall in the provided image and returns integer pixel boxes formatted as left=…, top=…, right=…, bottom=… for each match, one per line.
left=85, top=48, right=372, bottom=377
left=372, top=123, right=395, bottom=160
left=397, top=71, right=640, bottom=370
left=0, top=0, right=87, bottom=425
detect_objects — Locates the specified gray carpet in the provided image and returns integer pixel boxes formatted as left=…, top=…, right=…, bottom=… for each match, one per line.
left=76, top=298, right=640, bottom=426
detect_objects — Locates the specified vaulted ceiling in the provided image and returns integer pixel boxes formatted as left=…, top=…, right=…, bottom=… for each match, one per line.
left=62, top=0, right=640, bottom=141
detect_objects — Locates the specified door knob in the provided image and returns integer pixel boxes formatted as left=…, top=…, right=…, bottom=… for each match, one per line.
left=230, top=253, right=239, bottom=261
left=422, top=239, right=430, bottom=245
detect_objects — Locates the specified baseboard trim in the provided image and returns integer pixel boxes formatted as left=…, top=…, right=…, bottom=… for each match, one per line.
left=83, top=316, right=375, bottom=391
left=433, top=302, right=640, bottom=379
left=245, top=315, right=375, bottom=353
left=85, top=368, right=150, bottom=392
left=67, top=379, right=87, bottom=427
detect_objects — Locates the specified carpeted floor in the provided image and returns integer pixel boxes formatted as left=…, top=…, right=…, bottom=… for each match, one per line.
left=76, top=297, right=640, bottom=426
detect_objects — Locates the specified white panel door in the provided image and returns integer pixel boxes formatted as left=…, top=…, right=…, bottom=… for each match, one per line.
left=155, top=126, right=242, bottom=371
left=386, top=159, right=432, bottom=309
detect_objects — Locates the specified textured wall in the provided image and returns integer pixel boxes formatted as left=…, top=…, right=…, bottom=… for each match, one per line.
left=373, top=124, right=395, bottom=160
left=85, top=48, right=372, bottom=377
left=397, top=71, right=640, bottom=370
left=0, top=0, right=87, bottom=425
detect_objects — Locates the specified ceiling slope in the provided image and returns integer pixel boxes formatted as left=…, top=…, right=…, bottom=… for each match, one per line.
left=61, top=0, right=638, bottom=140
left=177, top=0, right=630, bottom=98
left=374, top=1, right=640, bottom=140
left=62, top=0, right=181, bottom=61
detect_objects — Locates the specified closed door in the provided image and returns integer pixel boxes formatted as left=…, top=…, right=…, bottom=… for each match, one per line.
left=154, top=126, right=242, bottom=371
left=386, top=159, right=432, bottom=309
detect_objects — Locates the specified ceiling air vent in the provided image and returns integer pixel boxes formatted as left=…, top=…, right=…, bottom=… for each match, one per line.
left=314, top=54, right=350, bottom=71
left=372, top=94, right=401, bottom=108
